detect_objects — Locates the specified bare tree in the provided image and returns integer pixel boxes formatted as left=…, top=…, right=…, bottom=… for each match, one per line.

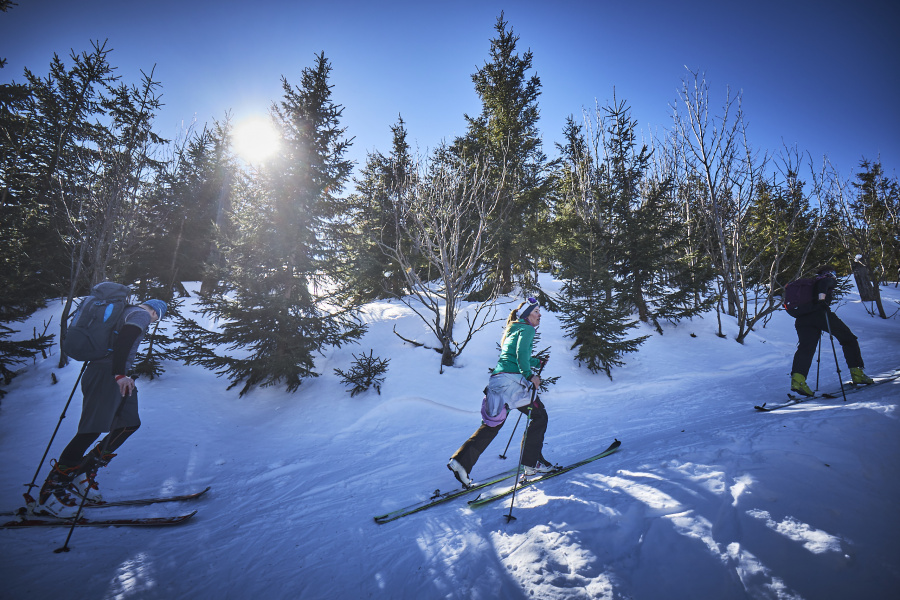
left=674, top=71, right=823, bottom=342
left=382, top=151, right=511, bottom=369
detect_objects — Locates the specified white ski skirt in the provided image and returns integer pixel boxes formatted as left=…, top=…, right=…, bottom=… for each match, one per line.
left=481, top=372, right=534, bottom=426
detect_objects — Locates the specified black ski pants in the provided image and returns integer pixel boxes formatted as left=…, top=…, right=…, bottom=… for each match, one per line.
left=58, top=426, right=139, bottom=473
left=451, top=398, right=548, bottom=475
left=791, top=309, right=864, bottom=378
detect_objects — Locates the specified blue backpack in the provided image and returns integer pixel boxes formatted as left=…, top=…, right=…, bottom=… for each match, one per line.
left=63, top=282, right=131, bottom=361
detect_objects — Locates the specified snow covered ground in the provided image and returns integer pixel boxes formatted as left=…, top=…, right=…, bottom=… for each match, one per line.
left=1, top=277, right=898, bottom=600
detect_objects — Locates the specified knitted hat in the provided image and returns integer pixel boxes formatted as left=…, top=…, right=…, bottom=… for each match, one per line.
left=142, top=299, right=168, bottom=321
left=519, top=297, right=540, bottom=320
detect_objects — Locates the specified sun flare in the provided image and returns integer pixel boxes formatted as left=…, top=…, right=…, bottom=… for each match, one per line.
left=232, top=116, right=280, bottom=164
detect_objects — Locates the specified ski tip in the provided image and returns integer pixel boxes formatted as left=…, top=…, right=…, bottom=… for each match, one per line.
left=170, top=510, right=198, bottom=524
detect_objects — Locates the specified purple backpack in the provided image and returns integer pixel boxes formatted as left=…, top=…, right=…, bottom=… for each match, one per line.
left=783, top=278, right=816, bottom=317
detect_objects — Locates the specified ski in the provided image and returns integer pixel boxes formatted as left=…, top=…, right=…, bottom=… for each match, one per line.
left=755, top=370, right=900, bottom=412
left=754, top=393, right=834, bottom=412
left=79, top=486, right=211, bottom=508
left=1, top=511, right=197, bottom=528
left=468, top=439, right=622, bottom=508
left=374, top=467, right=521, bottom=524
left=2, top=486, right=211, bottom=517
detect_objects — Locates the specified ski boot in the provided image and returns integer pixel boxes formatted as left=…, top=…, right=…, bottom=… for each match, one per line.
left=35, top=460, right=79, bottom=517
left=523, top=462, right=555, bottom=478
left=790, top=373, right=814, bottom=397
left=537, top=453, right=557, bottom=469
left=850, top=367, right=875, bottom=385
left=447, top=458, right=473, bottom=488
left=70, top=448, right=117, bottom=503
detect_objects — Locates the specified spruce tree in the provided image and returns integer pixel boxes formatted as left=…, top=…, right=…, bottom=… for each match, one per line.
left=341, top=116, right=413, bottom=302
left=556, top=259, right=648, bottom=379
left=453, top=13, right=547, bottom=295
left=0, top=69, right=57, bottom=389
left=9, top=44, right=115, bottom=303
left=3, top=43, right=170, bottom=365
left=551, top=116, right=648, bottom=377
left=0, top=73, right=48, bottom=315
left=744, top=171, right=820, bottom=290
left=130, top=122, right=234, bottom=289
left=178, top=53, right=365, bottom=396
left=597, top=97, right=713, bottom=333
left=844, top=160, right=899, bottom=318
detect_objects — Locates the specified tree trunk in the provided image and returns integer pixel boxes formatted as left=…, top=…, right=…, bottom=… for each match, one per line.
left=872, top=284, right=887, bottom=319
left=201, top=171, right=231, bottom=294
left=852, top=258, right=876, bottom=302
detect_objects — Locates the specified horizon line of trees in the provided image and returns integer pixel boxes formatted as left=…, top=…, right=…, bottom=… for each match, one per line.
left=1, top=13, right=897, bottom=398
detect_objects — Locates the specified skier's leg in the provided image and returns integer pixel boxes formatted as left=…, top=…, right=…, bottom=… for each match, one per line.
left=451, top=422, right=503, bottom=475
left=791, top=315, right=822, bottom=377
left=57, top=433, right=100, bottom=469
left=521, top=399, right=548, bottom=468
left=824, top=313, right=863, bottom=368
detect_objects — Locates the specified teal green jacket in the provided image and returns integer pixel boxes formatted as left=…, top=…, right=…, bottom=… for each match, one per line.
left=492, top=320, right=539, bottom=379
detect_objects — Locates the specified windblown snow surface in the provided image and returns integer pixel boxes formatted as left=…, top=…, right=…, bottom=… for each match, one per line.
left=1, top=277, right=898, bottom=599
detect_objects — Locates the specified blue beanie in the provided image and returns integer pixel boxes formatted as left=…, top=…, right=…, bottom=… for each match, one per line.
left=519, top=297, right=540, bottom=320
left=143, top=299, right=167, bottom=321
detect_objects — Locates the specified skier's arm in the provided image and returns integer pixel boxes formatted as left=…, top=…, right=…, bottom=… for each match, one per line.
left=111, top=324, right=142, bottom=396
left=815, top=277, right=836, bottom=306
left=110, top=324, right=142, bottom=376
left=515, top=327, right=540, bottom=388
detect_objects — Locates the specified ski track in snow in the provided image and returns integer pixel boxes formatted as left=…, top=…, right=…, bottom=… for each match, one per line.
left=0, top=281, right=898, bottom=599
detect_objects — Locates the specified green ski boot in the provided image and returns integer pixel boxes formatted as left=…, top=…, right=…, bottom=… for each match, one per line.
left=850, top=367, right=874, bottom=385
left=790, top=373, right=814, bottom=397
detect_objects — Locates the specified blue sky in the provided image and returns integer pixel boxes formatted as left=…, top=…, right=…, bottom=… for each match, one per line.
left=3, top=0, right=898, bottom=182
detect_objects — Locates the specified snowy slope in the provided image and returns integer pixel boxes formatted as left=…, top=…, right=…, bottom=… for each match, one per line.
left=1, top=278, right=898, bottom=600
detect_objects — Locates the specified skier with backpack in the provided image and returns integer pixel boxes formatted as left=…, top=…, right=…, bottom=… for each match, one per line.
left=447, top=298, right=553, bottom=489
left=785, top=266, right=874, bottom=397
left=35, top=283, right=167, bottom=517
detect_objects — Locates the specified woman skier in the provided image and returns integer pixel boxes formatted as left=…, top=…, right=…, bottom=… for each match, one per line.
left=447, top=297, right=552, bottom=488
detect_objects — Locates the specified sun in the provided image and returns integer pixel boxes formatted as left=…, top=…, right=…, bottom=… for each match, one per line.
left=232, top=116, right=280, bottom=164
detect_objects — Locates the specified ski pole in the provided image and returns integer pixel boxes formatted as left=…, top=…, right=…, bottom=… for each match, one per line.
left=55, top=392, right=129, bottom=553
left=815, top=333, right=822, bottom=391
left=505, top=405, right=532, bottom=523
left=824, top=312, right=848, bottom=402
left=498, top=412, right=522, bottom=459
left=505, top=379, right=540, bottom=523
left=24, top=362, right=87, bottom=504
left=500, top=361, right=545, bottom=459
